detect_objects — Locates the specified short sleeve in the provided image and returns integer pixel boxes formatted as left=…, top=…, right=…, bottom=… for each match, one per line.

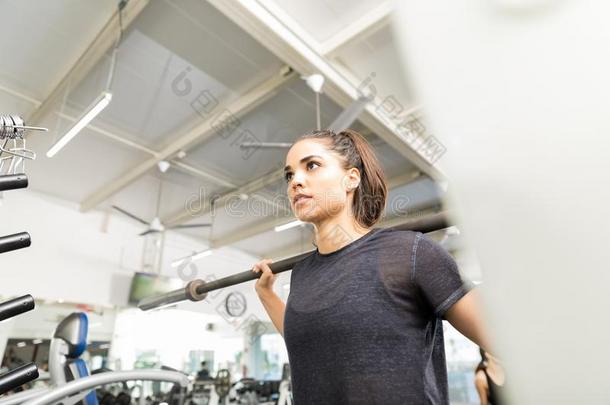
left=412, top=233, right=473, bottom=318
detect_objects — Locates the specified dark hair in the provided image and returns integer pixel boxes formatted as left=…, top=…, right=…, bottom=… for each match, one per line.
left=295, top=129, right=388, bottom=228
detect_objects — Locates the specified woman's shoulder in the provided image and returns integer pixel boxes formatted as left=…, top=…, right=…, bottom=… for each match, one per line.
left=372, top=227, right=420, bottom=243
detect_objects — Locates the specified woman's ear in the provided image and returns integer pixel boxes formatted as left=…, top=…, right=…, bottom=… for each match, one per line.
left=343, top=168, right=361, bottom=191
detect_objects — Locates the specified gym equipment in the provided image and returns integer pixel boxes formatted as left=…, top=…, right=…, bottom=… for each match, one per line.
left=0, top=232, right=31, bottom=254
left=213, top=369, right=231, bottom=399
left=20, top=371, right=189, bottom=405
left=0, top=115, right=45, bottom=177
left=276, top=380, right=291, bottom=405
left=0, top=295, right=35, bottom=322
left=0, top=114, right=43, bottom=396
left=0, top=116, right=46, bottom=139
left=0, top=174, right=28, bottom=192
left=277, top=364, right=291, bottom=405
left=232, top=379, right=257, bottom=405
left=48, top=313, right=94, bottom=387
left=0, top=389, right=47, bottom=405
left=0, top=364, right=39, bottom=397
left=0, top=312, right=189, bottom=405
left=0, top=295, right=38, bottom=395
left=0, top=113, right=41, bottom=260
left=138, top=211, right=450, bottom=311
left=187, top=369, right=234, bottom=405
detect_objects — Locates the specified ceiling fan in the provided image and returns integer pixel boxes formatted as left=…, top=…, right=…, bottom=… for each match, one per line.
left=112, top=162, right=213, bottom=236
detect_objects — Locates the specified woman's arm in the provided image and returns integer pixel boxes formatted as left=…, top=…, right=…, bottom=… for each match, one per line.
left=258, top=291, right=286, bottom=336
left=252, top=258, right=286, bottom=336
left=474, top=370, right=489, bottom=405
left=444, top=289, right=492, bottom=352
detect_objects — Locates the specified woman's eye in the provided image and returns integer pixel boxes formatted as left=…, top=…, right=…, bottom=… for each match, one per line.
left=284, top=162, right=319, bottom=182
left=307, top=161, right=319, bottom=170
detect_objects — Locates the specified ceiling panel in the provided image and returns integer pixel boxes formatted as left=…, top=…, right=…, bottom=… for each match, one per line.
left=57, top=0, right=286, bottom=150
left=107, top=169, right=227, bottom=228
left=0, top=0, right=116, bottom=100
left=181, top=78, right=345, bottom=183
left=349, top=121, right=418, bottom=179
left=333, top=24, right=416, bottom=112
left=385, top=177, right=443, bottom=218
left=180, top=192, right=293, bottom=240
left=0, top=92, right=37, bottom=119
left=23, top=114, right=150, bottom=203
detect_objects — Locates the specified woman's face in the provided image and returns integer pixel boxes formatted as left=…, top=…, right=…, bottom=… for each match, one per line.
left=284, top=139, right=358, bottom=224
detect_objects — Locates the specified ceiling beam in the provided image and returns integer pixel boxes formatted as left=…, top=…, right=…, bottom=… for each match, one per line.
left=163, top=165, right=286, bottom=226
left=79, top=69, right=295, bottom=212
left=320, top=2, right=393, bottom=56
left=2, top=81, right=290, bottom=217
left=162, top=131, right=418, bottom=227
left=208, top=0, right=445, bottom=181
left=209, top=169, right=424, bottom=248
left=5, top=85, right=239, bottom=189
left=59, top=110, right=289, bottom=214
left=56, top=110, right=238, bottom=189
left=26, top=0, right=150, bottom=127
left=0, top=83, right=41, bottom=107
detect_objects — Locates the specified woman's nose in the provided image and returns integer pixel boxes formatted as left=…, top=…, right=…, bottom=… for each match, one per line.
left=291, top=171, right=305, bottom=188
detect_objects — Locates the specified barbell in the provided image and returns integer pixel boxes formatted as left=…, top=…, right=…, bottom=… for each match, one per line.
left=138, top=211, right=451, bottom=311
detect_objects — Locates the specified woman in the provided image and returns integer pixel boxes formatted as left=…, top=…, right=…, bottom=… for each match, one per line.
left=475, top=348, right=506, bottom=405
left=252, top=129, right=489, bottom=404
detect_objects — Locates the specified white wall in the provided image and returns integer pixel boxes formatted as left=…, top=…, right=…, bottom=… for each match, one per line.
left=0, top=189, right=285, bottom=362
left=0, top=190, right=272, bottom=313
left=0, top=190, right=149, bottom=306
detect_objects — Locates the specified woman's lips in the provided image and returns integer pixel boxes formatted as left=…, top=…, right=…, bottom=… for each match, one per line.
left=294, top=196, right=312, bottom=206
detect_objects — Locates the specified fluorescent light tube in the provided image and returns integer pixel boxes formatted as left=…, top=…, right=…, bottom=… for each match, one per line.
left=171, top=249, right=213, bottom=267
left=191, top=249, right=213, bottom=261
left=274, top=220, right=303, bottom=232
left=47, top=91, right=112, bottom=157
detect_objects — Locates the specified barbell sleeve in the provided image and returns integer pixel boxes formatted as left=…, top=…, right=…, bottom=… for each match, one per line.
left=0, top=232, right=31, bottom=254
left=0, top=294, right=35, bottom=322
left=0, top=363, right=39, bottom=395
left=0, top=174, right=28, bottom=192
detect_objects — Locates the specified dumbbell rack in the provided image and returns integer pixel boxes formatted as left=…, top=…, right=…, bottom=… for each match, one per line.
left=0, top=296, right=38, bottom=395
left=0, top=115, right=47, bottom=395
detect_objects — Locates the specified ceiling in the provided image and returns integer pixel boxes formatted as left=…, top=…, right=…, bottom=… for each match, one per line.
left=0, top=0, right=450, bottom=264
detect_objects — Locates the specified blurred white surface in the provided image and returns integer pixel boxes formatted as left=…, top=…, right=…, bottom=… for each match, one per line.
left=394, top=1, right=610, bottom=403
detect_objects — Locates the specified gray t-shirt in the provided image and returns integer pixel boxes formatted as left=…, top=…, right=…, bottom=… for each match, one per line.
left=283, top=227, right=472, bottom=404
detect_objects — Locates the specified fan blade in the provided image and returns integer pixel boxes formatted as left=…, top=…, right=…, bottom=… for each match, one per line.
left=112, top=205, right=149, bottom=225
left=328, top=96, right=371, bottom=132
left=139, top=229, right=159, bottom=237
left=170, top=224, right=212, bottom=229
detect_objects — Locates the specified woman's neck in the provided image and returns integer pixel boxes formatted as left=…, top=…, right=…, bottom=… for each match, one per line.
left=313, top=213, right=370, bottom=254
